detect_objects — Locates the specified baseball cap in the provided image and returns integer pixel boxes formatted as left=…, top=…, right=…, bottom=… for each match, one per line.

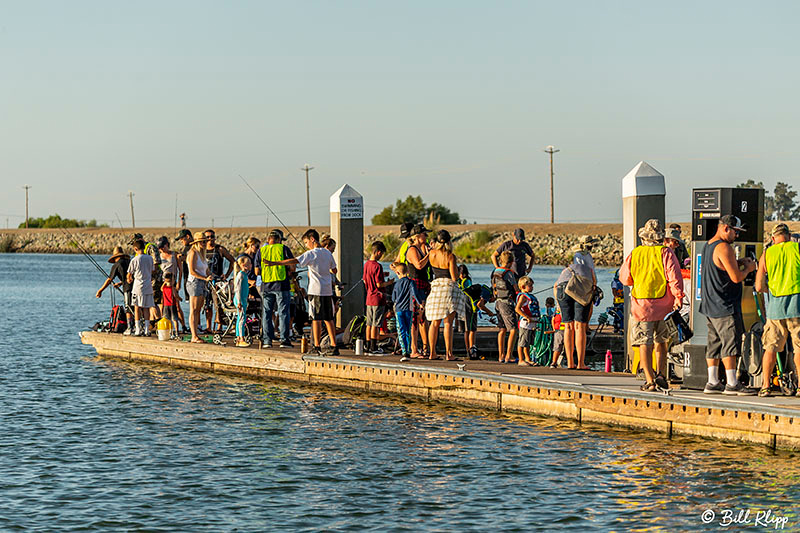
left=268, top=229, right=286, bottom=241
left=127, top=232, right=143, bottom=244
left=175, top=228, right=192, bottom=241
left=409, top=224, right=430, bottom=237
left=514, top=228, right=525, bottom=241
left=399, top=222, right=414, bottom=238
left=772, top=223, right=790, bottom=236
left=720, top=215, right=746, bottom=231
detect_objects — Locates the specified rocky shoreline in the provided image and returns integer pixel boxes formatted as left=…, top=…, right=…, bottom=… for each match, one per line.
left=0, top=224, right=689, bottom=267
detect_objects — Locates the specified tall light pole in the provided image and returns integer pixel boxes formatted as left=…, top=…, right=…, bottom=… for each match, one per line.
left=544, top=146, right=560, bottom=224
left=22, top=185, right=31, bottom=228
left=128, top=191, right=136, bottom=228
left=301, top=164, right=314, bottom=226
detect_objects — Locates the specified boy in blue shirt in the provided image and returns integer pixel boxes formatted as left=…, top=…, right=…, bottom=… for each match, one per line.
left=391, top=262, right=425, bottom=361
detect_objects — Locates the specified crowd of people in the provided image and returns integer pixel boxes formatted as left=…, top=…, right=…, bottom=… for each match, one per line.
left=95, top=215, right=800, bottom=398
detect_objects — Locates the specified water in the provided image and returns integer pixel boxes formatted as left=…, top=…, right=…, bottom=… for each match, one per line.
left=2, top=253, right=799, bottom=532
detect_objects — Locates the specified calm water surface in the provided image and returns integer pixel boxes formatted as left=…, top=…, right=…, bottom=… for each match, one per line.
left=1, top=254, right=799, bottom=532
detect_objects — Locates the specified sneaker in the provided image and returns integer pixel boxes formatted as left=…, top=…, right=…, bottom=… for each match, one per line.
left=123, top=329, right=132, bottom=336
left=369, top=347, right=386, bottom=356
left=262, top=341, right=273, bottom=348
left=468, top=346, right=479, bottom=359
left=703, top=381, right=724, bottom=394
left=279, top=341, right=293, bottom=349
left=724, top=382, right=757, bottom=396
left=312, top=346, right=323, bottom=356
left=654, top=373, right=669, bottom=391
left=400, top=355, right=411, bottom=362
left=330, top=347, right=340, bottom=356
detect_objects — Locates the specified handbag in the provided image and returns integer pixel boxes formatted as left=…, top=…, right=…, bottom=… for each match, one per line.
left=565, top=266, right=594, bottom=306
left=664, top=311, right=694, bottom=344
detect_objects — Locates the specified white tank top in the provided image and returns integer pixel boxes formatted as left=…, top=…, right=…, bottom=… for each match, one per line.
left=188, top=248, right=209, bottom=282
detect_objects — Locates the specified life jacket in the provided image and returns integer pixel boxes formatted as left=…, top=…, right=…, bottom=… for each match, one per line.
left=260, top=243, right=287, bottom=283
left=492, top=268, right=514, bottom=301
left=630, top=245, right=667, bottom=299
left=766, top=241, right=800, bottom=297
left=516, top=292, right=540, bottom=328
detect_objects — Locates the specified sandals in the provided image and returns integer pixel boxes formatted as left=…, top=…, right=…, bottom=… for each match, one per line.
left=758, top=387, right=771, bottom=397
left=640, top=381, right=658, bottom=392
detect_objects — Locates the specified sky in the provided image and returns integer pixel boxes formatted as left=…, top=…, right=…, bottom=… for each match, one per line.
left=2, top=1, right=799, bottom=229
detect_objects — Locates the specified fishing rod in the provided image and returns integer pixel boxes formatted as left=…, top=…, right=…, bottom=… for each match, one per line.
left=59, top=227, right=123, bottom=294
left=239, top=174, right=305, bottom=250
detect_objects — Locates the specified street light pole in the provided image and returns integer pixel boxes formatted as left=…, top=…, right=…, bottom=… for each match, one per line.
left=22, top=185, right=31, bottom=228
left=301, top=164, right=314, bottom=226
left=128, top=191, right=136, bottom=228
left=544, top=146, right=560, bottom=224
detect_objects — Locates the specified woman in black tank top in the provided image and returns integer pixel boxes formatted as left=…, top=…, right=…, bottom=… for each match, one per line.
left=405, top=226, right=431, bottom=356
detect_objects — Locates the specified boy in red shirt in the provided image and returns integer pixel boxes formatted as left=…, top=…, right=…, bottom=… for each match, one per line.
left=363, top=241, right=392, bottom=354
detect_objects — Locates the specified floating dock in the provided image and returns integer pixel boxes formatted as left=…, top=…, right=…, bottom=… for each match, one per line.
left=80, top=331, right=800, bottom=451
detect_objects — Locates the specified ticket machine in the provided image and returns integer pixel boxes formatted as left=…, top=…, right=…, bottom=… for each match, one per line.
left=683, top=187, right=765, bottom=389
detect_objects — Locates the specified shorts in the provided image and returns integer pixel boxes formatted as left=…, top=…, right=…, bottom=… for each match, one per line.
left=518, top=328, right=535, bottom=349
left=496, top=300, right=517, bottom=331
left=124, top=290, right=133, bottom=314
left=308, top=295, right=335, bottom=321
left=762, top=317, right=800, bottom=353
left=705, top=312, right=744, bottom=360
left=553, top=330, right=564, bottom=353
left=462, top=306, right=478, bottom=332
left=556, top=284, right=591, bottom=324
left=132, top=290, right=155, bottom=309
left=366, top=305, right=386, bottom=328
left=186, top=278, right=207, bottom=298
left=629, top=319, right=671, bottom=346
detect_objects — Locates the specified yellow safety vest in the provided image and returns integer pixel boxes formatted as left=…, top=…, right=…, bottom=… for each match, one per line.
left=766, top=241, right=800, bottom=297
left=630, top=245, right=667, bottom=299
left=397, top=241, right=409, bottom=263
left=260, top=244, right=286, bottom=283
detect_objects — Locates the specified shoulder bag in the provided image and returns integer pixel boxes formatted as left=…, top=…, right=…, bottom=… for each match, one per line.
left=565, top=265, right=594, bottom=306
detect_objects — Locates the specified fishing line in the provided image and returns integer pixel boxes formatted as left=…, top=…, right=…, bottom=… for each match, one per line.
left=238, top=174, right=305, bottom=250
left=59, top=227, right=123, bottom=294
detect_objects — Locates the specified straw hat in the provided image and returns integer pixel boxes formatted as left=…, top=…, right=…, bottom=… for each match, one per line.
left=190, top=231, right=211, bottom=245
left=638, top=219, right=665, bottom=245
left=571, top=235, right=600, bottom=253
left=107, top=246, right=129, bottom=263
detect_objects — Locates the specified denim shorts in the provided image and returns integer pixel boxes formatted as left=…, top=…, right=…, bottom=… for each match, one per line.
left=186, top=278, right=207, bottom=298
left=556, top=284, right=591, bottom=324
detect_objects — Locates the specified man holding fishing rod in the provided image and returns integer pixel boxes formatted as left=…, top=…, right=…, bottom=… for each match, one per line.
left=754, top=223, right=800, bottom=397
left=95, top=246, right=135, bottom=334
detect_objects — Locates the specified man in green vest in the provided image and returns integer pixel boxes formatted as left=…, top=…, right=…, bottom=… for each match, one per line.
left=755, top=223, right=800, bottom=397
left=254, top=229, right=295, bottom=348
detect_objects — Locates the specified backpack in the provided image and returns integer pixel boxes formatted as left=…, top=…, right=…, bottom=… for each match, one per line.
left=110, top=305, right=127, bottom=333
left=341, top=314, right=366, bottom=346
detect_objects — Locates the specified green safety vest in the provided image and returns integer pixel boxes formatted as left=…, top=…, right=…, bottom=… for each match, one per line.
left=766, top=241, right=800, bottom=297
left=396, top=241, right=409, bottom=263
left=260, top=244, right=286, bottom=283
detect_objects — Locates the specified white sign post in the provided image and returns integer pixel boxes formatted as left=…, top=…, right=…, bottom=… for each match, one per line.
left=330, top=184, right=365, bottom=327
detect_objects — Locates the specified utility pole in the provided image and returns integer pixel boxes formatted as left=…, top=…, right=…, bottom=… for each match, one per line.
left=301, top=164, right=314, bottom=226
left=128, top=191, right=136, bottom=228
left=544, top=146, right=560, bottom=224
left=22, top=185, right=31, bottom=228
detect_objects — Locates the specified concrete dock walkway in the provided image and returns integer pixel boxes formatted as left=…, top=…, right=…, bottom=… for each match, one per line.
left=80, top=331, right=800, bottom=451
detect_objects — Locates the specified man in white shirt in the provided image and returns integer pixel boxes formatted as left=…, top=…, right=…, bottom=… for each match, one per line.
left=264, top=229, right=338, bottom=355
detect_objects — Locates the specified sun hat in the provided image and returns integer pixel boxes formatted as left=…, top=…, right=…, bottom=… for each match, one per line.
left=175, top=228, right=192, bottom=241
left=665, top=228, right=684, bottom=245
left=190, top=231, right=211, bottom=245
left=107, top=246, right=129, bottom=263
left=638, top=219, right=665, bottom=245
left=571, top=235, right=600, bottom=253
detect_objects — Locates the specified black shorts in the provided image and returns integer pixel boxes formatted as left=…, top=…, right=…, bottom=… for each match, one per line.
left=556, top=284, right=591, bottom=324
left=463, top=306, right=478, bottom=332
left=308, top=295, right=335, bottom=321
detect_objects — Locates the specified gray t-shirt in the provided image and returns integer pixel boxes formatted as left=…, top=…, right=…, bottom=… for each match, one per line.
left=496, top=240, right=534, bottom=275
left=556, top=251, right=596, bottom=285
left=128, top=253, right=154, bottom=295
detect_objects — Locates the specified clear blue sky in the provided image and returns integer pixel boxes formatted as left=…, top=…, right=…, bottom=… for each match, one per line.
left=2, top=1, right=798, bottom=228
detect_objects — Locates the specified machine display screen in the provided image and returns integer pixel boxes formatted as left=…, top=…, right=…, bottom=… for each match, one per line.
left=693, top=190, right=720, bottom=211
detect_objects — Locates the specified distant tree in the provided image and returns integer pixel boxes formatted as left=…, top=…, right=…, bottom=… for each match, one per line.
left=773, top=182, right=798, bottom=221
left=20, top=214, right=107, bottom=228
left=737, top=180, right=776, bottom=220
left=371, top=196, right=460, bottom=225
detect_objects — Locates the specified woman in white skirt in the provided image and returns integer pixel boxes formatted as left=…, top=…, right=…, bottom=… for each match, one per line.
left=425, top=230, right=467, bottom=360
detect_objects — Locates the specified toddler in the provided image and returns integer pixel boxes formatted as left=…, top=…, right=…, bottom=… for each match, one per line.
left=515, top=276, right=541, bottom=365
left=233, top=256, right=252, bottom=347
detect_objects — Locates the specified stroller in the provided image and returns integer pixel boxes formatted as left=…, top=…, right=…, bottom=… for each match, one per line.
left=208, top=279, right=262, bottom=345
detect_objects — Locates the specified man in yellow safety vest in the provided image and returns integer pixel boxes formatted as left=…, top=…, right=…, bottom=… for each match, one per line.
left=254, top=229, right=295, bottom=348
left=619, top=219, right=684, bottom=392
left=755, top=223, right=800, bottom=397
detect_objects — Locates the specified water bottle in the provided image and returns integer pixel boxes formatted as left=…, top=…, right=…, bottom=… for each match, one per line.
left=300, top=336, right=308, bottom=353
left=355, top=339, right=364, bottom=355
left=605, top=349, right=613, bottom=373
